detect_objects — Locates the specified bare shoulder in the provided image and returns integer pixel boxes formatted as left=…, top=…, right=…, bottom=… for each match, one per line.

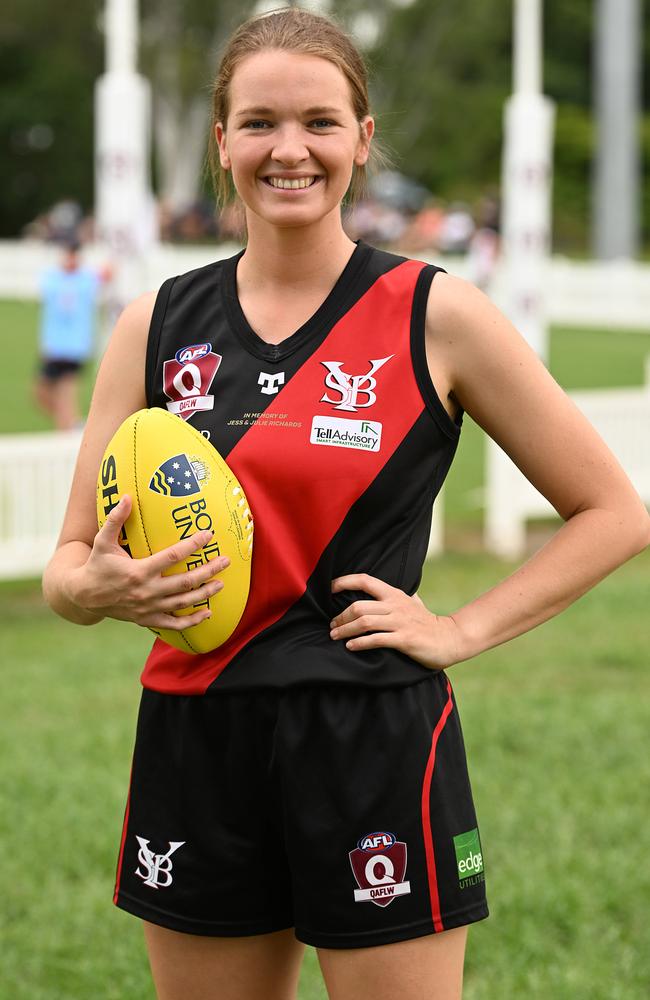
left=425, top=271, right=646, bottom=523
left=423, top=270, right=556, bottom=431
left=424, top=271, right=500, bottom=359
left=93, top=290, right=157, bottom=402
left=421, top=273, right=476, bottom=423
left=110, top=290, right=158, bottom=348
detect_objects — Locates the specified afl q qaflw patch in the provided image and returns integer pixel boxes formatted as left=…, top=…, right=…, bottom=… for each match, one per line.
left=349, top=831, right=411, bottom=907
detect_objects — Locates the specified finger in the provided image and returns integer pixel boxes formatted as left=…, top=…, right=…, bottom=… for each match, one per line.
left=331, top=573, right=397, bottom=601
left=97, top=495, right=132, bottom=545
left=160, top=578, right=224, bottom=613
left=345, top=632, right=402, bottom=652
left=157, top=555, right=231, bottom=596
left=330, top=601, right=389, bottom=629
left=147, top=608, right=213, bottom=631
left=147, top=529, right=215, bottom=574
left=330, top=614, right=395, bottom=641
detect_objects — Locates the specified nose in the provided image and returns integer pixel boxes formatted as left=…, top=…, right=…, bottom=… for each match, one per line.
left=270, top=123, right=310, bottom=167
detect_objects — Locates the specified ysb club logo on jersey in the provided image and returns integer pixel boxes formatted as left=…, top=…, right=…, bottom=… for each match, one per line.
left=148, top=453, right=210, bottom=497
left=135, top=836, right=185, bottom=889
left=320, top=356, right=393, bottom=412
left=163, top=342, right=222, bottom=420
left=349, top=831, right=411, bottom=907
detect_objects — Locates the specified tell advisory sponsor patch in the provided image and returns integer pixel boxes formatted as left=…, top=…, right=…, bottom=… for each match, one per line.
left=310, top=415, right=382, bottom=452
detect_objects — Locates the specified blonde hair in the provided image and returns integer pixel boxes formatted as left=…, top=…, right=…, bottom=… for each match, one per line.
left=206, top=6, right=390, bottom=209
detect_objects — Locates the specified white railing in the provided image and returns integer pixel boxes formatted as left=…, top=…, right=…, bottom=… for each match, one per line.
left=0, top=428, right=444, bottom=580
left=485, top=360, right=650, bottom=557
left=2, top=365, right=648, bottom=577
left=3, top=239, right=650, bottom=330
left=0, top=430, right=82, bottom=579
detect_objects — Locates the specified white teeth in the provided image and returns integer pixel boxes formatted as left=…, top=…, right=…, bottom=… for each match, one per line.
left=268, top=176, right=317, bottom=189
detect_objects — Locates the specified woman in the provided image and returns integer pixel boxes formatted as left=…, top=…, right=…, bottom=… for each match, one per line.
left=43, top=8, right=649, bottom=1000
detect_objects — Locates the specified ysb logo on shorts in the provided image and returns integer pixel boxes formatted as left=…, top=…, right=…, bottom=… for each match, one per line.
left=320, top=356, right=393, bottom=412
left=163, top=342, right=222, bottom=420
left=135, top=836, right=185, bottom=889
left=349, top=831, right=411, bottom=907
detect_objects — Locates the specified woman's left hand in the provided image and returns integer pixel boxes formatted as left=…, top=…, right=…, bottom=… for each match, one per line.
left=330, top=573, right=463, bottom=672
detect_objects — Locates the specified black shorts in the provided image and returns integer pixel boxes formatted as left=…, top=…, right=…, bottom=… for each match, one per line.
left=39, top=358, right=83, bottom=381
left=114, top=673, right=488, bottom=949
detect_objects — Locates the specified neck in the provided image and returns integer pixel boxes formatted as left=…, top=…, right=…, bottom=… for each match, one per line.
left=237, top=209, right=357, bottom=293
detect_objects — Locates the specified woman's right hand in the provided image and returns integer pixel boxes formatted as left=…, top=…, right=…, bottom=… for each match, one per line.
left=69, top=495, right=230, bottom=632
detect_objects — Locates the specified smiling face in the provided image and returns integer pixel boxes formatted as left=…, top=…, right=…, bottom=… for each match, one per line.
left=215, top=49, right=374, bottom=231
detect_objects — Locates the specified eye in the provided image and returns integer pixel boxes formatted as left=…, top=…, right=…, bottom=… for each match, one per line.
left=244, top=120, right=271, bottom=129
left=310, top=119, right=336, bottom=129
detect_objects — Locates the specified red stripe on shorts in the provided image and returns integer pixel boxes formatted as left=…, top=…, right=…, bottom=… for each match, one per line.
left=113, top=765, right=133, bottom=904
left=421, top=677, right=454, bottom=932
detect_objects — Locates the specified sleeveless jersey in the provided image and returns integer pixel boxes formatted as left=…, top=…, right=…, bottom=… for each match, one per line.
left=141, top=240, right=463, bottom=694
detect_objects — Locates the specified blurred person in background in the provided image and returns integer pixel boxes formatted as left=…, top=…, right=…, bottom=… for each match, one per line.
left=33, top=240, right=110, bottom=430
left=466, top=193, right=501, bottom=291
left=436, top=201, right=475, bottom=254
left=400, top=196, right=446, bottom=253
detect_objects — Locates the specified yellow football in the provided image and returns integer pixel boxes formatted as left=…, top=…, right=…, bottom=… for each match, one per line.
left=96, top=407, right=253, bottom=653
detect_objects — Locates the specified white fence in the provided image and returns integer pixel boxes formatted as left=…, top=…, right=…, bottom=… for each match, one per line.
left=0, top=430, right=82, bottom=579
left=0, top=429, right=445, bottom=580
left=1, top=366, right=648, bottom=577
left=485, top=361, right=650, bottom=557
left=3, top=239, right=650, bottom=330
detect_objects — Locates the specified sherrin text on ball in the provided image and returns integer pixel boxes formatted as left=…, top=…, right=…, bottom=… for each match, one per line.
left=96, top=407, right=253, bottom=653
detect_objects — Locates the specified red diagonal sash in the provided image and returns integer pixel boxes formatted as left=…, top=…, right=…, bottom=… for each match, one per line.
left=142, top=259, right=426, bottom=693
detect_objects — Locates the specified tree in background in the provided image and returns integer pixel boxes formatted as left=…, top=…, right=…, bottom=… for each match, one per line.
left=371, top=0, right=649, bottom=255
left=143, top=0, right=396, bottom=215
left=1, top=0, right=648, bottom=254
left=1, top=0, right=102, bottom=237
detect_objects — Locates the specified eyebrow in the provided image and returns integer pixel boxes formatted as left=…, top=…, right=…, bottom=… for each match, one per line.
left=234, top=106, right=343, bottom=118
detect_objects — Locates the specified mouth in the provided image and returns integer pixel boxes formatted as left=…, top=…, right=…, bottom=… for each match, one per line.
left=262, top=176, right=323, bottom=192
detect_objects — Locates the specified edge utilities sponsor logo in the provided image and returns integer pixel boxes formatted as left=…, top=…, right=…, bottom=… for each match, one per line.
left=453, top=828, right=485, bottom=888
left=310, top=415, right=382, bottom=452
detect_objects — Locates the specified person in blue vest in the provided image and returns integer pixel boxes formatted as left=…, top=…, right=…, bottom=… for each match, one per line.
left=34, top=240, right=107, bottom=430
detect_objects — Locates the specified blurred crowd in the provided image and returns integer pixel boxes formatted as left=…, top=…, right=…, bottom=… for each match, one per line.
left=23, top=172, right=501, bottom=289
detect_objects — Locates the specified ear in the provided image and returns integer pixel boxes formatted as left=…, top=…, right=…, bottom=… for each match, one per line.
left=354, top=116, right=375, bottom=167
left=215, top=123, right=231, bottom=170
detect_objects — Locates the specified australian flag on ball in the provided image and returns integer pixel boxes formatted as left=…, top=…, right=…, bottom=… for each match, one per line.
left=149, top=454, right=201, bottom=497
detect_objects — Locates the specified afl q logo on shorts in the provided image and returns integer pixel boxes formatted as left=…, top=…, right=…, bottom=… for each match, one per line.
left=349, top=831, right=411, bottom=907
left=163, top=342, right=222, bottom=420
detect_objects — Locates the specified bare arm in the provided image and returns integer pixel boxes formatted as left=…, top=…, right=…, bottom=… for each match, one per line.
left=42, top=292, right=228, bottom=631
left=330, top=274, right=650, bottom=668
left=430, top=274, right=650, bottom=660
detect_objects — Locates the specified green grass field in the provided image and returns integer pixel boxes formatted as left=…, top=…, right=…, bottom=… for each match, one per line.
left=1, top=300, right=649, bottom=997
left=2, top=553, right=649, bottom=1000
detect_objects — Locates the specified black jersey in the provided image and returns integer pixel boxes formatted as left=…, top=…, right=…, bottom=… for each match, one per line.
left=141, top=240, right=464, bottom=694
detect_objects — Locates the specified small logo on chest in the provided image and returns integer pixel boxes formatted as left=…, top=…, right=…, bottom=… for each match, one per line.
left=320, top=356, right=393, bottom=412
left=258, top=371, right=285, bottom=395
left=310, top=416, right=382, bottom=451
left=163, top=343, right=221, bottom=420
